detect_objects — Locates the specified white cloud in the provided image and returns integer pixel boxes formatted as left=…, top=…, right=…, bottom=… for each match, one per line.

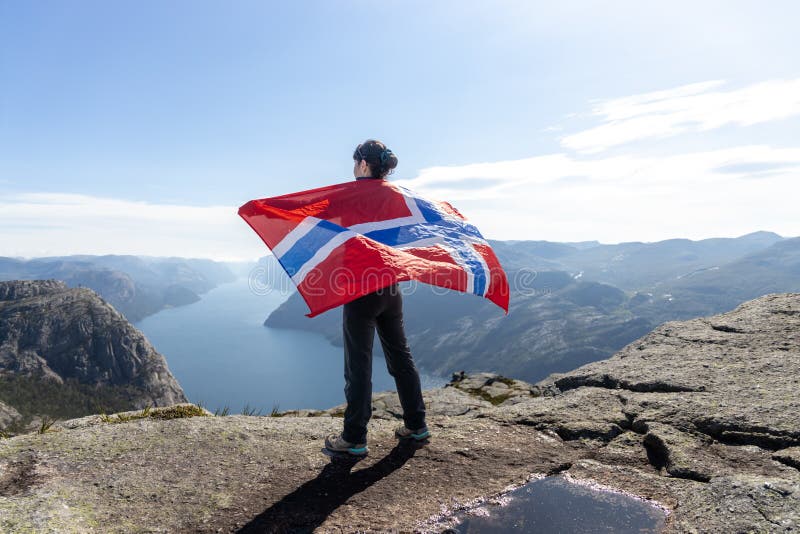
left=398, top=145, right=800, bottom=199
left=0, top=193, right=267, bottom=261
left=397, top=145, right=800, bottom=243
left=561, top=78, right=800, bottom=153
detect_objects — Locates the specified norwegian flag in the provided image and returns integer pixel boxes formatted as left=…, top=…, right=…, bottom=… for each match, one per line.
left=238, top=179, right=509, bottom=317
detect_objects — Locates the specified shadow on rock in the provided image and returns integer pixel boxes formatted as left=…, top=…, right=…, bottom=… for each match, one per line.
left=237, top=440, right=427, bottom=533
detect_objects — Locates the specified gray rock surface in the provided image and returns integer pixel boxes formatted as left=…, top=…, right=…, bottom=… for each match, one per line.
left=541, top=292, right=800, bottom=450
left=0, top=279, right=69, bottom=301
left=0, top=280, right=187, bottom=424
left=1, top=292, right=798, bottom=532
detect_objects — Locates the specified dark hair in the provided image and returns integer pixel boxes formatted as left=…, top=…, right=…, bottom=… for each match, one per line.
left=353, top=139, right=398, bottom=179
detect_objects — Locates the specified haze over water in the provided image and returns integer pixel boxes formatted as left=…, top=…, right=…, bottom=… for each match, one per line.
left=135, top=278, right=447, bottom=414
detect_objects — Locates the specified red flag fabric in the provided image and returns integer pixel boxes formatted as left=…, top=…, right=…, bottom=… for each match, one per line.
left=238, top=179, right=509, bottom=317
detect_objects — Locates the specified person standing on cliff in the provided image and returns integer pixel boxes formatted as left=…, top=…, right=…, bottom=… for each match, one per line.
left=324, top=139, right=431, bottom=456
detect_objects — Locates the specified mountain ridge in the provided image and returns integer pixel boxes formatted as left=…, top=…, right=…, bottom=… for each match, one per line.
left=0, top=255, right=236, bottom=322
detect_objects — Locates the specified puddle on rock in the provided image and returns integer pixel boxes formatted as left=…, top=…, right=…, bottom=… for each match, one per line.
left=434, top=474, right=668, bottom=533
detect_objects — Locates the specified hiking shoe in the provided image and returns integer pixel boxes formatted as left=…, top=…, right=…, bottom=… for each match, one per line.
left=394, top=424, right=431, bottom=441
left=324, top=432, right=368, bottom=456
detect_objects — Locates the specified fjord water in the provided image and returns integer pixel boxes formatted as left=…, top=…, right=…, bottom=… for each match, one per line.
left=135, top=278, right=447, bottom=414
left=444, top=475, right=667, bottom=533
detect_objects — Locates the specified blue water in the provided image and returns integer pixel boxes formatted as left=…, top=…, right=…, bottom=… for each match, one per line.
left=442, top=475, right=667, bottom=533
left=134, top=278, right=447, bottom=414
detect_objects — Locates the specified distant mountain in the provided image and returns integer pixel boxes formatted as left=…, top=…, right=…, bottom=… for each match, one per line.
left=0, top=255, right=236, bottom=322
left=632, top=236, right=800, bottom=323
left=0, top=280, right=187, bottom=432
left=492, top=231, right=794, bottom=288
left=492, top=231, right=786, bottom=290
left=264, top=232, right=800, bottom=383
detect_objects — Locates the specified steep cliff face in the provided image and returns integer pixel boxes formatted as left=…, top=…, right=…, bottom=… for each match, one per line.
left=0, top=280, right=187, bottom=423
left=0, top=292, right=797, bottom=532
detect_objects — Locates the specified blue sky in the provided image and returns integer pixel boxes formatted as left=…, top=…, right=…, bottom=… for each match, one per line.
left=1, top=1, right=799, bottom=260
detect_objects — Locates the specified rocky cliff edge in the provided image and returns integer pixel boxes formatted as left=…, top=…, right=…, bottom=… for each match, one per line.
left=1, top=293, right=798, bottom=532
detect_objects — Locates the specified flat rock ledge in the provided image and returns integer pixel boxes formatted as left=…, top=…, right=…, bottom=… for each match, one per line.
left=1, top=293, right=799, bottom=533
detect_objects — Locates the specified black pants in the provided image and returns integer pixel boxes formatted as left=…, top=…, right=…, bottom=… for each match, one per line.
left=342, top=283, right=427, bottom=444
